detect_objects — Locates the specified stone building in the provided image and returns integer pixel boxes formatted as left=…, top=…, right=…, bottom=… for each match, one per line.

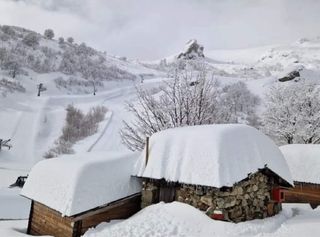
left=134, top=124, right=293, bottom=223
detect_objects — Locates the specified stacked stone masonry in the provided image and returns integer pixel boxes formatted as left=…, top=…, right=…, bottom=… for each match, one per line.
left=141, top=172, right=282, bottom=223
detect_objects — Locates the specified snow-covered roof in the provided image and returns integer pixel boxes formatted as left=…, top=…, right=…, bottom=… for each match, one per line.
left=134, top=124, right=293, bottom=187
left=21, top=152, right=141, bottom=216
left=280, top=144, right=320, bottom=184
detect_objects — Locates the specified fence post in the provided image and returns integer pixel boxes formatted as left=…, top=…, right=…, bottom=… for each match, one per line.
left=145, top=137, right=150, bottom=166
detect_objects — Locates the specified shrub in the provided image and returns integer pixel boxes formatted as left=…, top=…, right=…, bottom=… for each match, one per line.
left=44, top=29, right=54, bottom=39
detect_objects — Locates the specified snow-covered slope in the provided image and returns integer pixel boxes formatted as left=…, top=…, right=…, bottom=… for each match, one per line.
left=135, top=124, right=293, bottom=187
left=0, top=25, right=168, bottom=223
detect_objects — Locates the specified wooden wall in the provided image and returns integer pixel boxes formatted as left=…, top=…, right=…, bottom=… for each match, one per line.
left=27, top=194, right=141, bottom=237
left=284, top=181, right=320, bottom=209
left=27, top=201, right=75, bottom=237
left=75, top=194, right=141, bottom=235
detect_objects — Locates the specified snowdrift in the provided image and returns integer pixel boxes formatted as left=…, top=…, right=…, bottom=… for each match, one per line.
left=83, top=201, right=295, bottom=237
left=21, top=152, right=141, bottom=216
left=135, top=124, right=293, bottom=187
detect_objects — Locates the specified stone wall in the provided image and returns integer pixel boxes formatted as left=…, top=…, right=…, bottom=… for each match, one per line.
left=141, top=172, right=282, bottom=223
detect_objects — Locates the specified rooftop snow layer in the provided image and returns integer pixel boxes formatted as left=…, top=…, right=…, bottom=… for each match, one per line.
left=21, top=152, right=141, bottom=216
left=280, top=144, right=320, bottom=184
left=134, top=124, right=293, bottom=187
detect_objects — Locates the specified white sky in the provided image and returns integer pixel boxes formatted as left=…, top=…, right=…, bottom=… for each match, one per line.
left=0, top=0, right=320, bottom=60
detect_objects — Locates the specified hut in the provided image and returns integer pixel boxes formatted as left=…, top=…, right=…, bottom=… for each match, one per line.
left=21, top=152, right=142, bottom=237
left=280, top=144, right=320, bottom=209
left=134, top=124, right=294, bottom=223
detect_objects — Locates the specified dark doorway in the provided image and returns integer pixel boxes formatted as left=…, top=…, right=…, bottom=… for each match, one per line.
left=159, top=186, right=176, bottom=203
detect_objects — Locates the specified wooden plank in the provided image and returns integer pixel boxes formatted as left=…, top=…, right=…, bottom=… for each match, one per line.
left=284, top=184, right=320, bottom=206
left=29, top=194, right=141, bottom=237
left=72, top=220, right=82, bottom=237
left=145, top=137, right=150, bottom=166
left=27, top=200, right=34, bottom=234
left=72, top=193, right=141, bottom=222
left=81, top=201, right=140, bottom=229
left=29, top=202, right=75, bottom=237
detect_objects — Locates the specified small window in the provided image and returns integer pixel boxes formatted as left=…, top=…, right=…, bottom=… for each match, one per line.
left=280, top=191, right=284, bottom=199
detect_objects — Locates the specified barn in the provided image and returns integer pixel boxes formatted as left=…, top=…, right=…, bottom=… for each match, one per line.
left=280, top=144, right=320, bottom=209
left=21, top=152, right=142, bottom=237
left=134, top=124, right=294, bottom=223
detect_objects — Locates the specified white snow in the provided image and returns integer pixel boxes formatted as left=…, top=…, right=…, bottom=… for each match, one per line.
left=21, top=152, right=141, bottom=216
left=0, top=220, right=39, bottom=237
left=135, top=124, right=293, bottom=187
left=83, top=202, right=320, bottom=237
left=0, top=188, right=30, bottom=220
left=1, top=28, right=320, bottom=235
left=280, top=144, right=320, bottom=184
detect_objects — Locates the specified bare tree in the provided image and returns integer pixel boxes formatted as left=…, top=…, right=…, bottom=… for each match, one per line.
left=120, top=68, right=221, bottom=151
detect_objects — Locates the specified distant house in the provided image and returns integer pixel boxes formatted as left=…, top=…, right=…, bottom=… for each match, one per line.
left=21, top=152, right=142, bottom=237
left=134, top=124, right=293, bottom=223
left=280, top=144, right=320, bottom=209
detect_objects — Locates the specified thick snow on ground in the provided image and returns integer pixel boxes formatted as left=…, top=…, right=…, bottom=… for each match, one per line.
left=135, top=124, right=293, bottom=187
left=206, top=45, right=276, bottom=64
left=280, top=144, right=320, bottom=184
left=0, top=220, right=33, bottom=237
left=21, top=152, right=141, bottom=216
left=83, top=202, right=320, bottom=237
left=0, top=188, right=30, bottom=220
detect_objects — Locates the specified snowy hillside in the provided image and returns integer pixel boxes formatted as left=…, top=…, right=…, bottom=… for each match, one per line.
left=0, top=25, right=167, bottom=224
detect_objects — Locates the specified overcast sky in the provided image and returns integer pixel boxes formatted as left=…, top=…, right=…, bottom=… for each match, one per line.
left=0, top=0, right=320, bottom=60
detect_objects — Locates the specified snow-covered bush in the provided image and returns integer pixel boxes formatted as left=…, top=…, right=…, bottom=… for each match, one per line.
left=219, top=81, right=260, bottom=125
left=67, top=37, right=74, bottom=44
left=22, top=32, right=39, bottom=47
left=121, top=68, right=260, bottom=151
left=58, top=37, right=64, bottom=44
left=0, top=78, right=26, bottom=97
left=54, top=76, right=104, bottom=93
left=1, top=25, right=15, bottom=37
left=2, top=60, right=21, bottom=78
left=44, top=29, right=54, bottom=39
left=262, top=80, right=320, bottom=144
left=44, top=104, right=107, bottom=158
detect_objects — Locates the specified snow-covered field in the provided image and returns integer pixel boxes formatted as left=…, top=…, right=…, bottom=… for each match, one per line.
left=84, top=202, right=320, bottom=237
left=1, top=32, right=320, bottom=236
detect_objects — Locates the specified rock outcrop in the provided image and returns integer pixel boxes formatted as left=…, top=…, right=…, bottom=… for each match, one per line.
left=177, top=39, right=204, bottom=60
left=278, top=70, right=301, bottom=82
